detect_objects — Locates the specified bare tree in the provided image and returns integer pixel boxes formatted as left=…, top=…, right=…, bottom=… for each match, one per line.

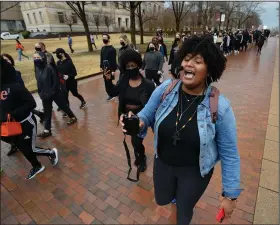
left=92, top=10, right=102, bottom=37
left=137, top=3, right=158, bottom=44
left=104, top=15, right=113, bottom=33
left=169, top=1, right=195, bottom=32
left=63, top=13, right=75, bottom=32
left=233, top=2, right=264, bottom=28
left=66, top=1, right=93, bottom=52
left=0, top=2, right=20, bottom=13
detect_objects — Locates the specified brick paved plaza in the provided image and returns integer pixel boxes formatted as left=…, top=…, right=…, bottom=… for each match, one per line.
left=1, top=38, right=279, bottom=224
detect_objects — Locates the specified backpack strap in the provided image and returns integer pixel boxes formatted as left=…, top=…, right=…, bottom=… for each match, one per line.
left=209, top=86, right=220, bottom=123
left=161, top=79, right=180, bottom=101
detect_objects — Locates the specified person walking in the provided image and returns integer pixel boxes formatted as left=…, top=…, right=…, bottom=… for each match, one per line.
left=158, top=36, right=168, bottom=62
left=118, top=34, right=134, bottom=79
left=68, top=35, right=74, bottom=53
left=100, top=33, right=117, bottom=101
left=121, top=35, right=241, bottom=225
left=0, top=56, right=59, bottom=180
left=104, top=49, right=155, bottom=173
left=168, top=33, right=183, bottom=78
left=54, top=48, right=86, bottom=111
left=33, top=51, right=77, bottom=138
left=141, top=42, right=164, bottom=87
left=16, top=39, right=29, bottom=61
left=90, top=34, right=98, bottom=50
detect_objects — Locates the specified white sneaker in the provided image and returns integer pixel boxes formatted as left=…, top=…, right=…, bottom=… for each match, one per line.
left=49, top=148, right=59, bottom=166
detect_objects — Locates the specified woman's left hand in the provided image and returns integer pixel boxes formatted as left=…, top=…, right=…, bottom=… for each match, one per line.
left=219, top=198, right=237, bottom=219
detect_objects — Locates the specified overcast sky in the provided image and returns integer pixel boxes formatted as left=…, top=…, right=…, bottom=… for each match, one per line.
left=260, top=2, right=279, bottom=28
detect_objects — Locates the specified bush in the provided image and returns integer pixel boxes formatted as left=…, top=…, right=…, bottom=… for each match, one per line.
left=21, top=30, right=31, bottom=39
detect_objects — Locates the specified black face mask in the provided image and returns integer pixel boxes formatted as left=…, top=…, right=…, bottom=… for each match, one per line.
left=56, top=54, right=63, bottom=59
left=103, top=39, right=109, bottom=44
left=35, top=47, right=42, bottom=51
left=175, top=38, right=180, bottom=41
left=120, top=42, right=125, bottom=46
left=124, top=68, right=139, bottom=80
left=34, top=59, right=44, bottom=66
left=149, top=47, right=155, bottom=51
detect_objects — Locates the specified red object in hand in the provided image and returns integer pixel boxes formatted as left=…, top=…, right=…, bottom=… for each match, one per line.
left=216, top=208, right=225, bottom=223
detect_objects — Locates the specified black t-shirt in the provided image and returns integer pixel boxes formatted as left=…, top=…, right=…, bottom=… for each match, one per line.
left=158, top=87, right=204, bottom=167
left=124, top=83, right=143, bottom=114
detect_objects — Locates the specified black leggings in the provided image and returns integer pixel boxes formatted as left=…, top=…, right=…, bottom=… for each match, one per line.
left=42, top=92, right=76, bottom=130
left=153, top=157, right=213, bottom=225
left=65, top=79, right=85, bottom=106
left=131, top=135, right=145, bottom=165
left=1, top=115, right=54, bottom=168
left=145, top=69, right=161, bottom=86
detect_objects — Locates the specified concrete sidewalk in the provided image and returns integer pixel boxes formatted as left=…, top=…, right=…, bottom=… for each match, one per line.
left=254, top=39, right=279, bottom=224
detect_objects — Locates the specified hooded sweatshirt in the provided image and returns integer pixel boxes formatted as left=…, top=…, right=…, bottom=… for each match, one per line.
left=0, top=57, right=36, bottom=123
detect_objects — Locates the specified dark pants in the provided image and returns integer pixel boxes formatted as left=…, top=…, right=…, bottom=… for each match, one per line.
left=42, top=92, right=76, bottom=130
left=257, top=44, right=264, bottom=54
left=1, top=115, right=54, bottom=168
left=65, top=79, right=85, bottom=106
left=131, top=135, right=145, bottom=165
left=69, top=44, right=74, bottom=53
left=145, top=69, right=161, bottom=86
left=103, top=71, right=114, bottom=98
left=153, top=157, right=213, bottom=225
left=92, top=43, right=97, bottom=49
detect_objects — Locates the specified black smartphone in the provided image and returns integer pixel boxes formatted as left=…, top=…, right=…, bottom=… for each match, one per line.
left=123, top=114, right=140, bottom=136
left=103, top=60, right=110, bottom=69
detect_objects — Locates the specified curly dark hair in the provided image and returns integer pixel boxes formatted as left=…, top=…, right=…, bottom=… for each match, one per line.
left=1, top=53, right=15, bottom=66
left=177, top=35, right=227, bottom=83
left=119, top=49, right=142, bottom=72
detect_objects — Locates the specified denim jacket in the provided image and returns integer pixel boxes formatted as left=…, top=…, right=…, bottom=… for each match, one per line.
left=137, top=79, right=242, bottom=198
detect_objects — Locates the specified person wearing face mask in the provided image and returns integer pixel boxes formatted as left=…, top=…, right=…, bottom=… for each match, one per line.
left=118, top=34, right=135, bottom=79
left=53, top=48, right=86, bottom=111
left=121, top=35, right=241, bottom=225
left=141, top=42, right=164, bottom=87
left=104, top=49, right=155, bottom=173
left=157, top=37, right=168, bottom=62
left=33, top=51, right=77, bottom=138
left=100, top=33, right=117, bottom=101
left=168, top=33, right=182, bottom=78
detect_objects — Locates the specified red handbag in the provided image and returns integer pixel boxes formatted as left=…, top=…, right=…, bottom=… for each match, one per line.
left=1, top=114, right=22, bottom=137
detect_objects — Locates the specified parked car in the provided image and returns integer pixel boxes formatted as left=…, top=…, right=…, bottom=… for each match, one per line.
left=1, top=32, right=20, bottom=40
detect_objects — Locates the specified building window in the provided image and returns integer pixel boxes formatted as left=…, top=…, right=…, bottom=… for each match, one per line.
left=118, top=17, right=121, bottom=28
left=123, top=2, right=126, bottom=9
left=115, top=2, right=119, bottom=9
left=72, top=13, right=77, bottom=24
left=102, top=2, right=107, bottom=6
left=92, top=2, right=97, bottom=5
left=125, top=18, right=128, bottom=28
left=158, top=6, right=161, bottom=13
left=33, top=13, right=37, bottom=24
left=153, top=5, right=156, bottom=13
left=39, top=12, right=44, bottom=23
left=57, top=12, right=64, bottom=23
left=27, top=13, right=32, bottom=24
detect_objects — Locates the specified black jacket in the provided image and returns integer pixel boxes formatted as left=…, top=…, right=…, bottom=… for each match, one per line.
left=56, top=58, right=77, bottom=79
left=36, top=65, right=60, bottom=100
left=104, top=73, right=155, bottom=119
left=100, top=45, right=117, bottom=72
left=168, top=42, right=179, bottom=65
left=1, top=83, right=36, bottom=123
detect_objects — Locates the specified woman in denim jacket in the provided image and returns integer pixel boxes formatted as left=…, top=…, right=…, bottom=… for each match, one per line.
left=120, top=35, right=242, bottom=225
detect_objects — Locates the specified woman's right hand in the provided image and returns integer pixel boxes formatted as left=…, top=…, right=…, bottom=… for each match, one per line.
left=104, top=69, right=112, bottom=80
left=119, top=111, right=144, bottom=133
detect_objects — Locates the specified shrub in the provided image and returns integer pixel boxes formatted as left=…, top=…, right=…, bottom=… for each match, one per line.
left=21, top=30, right=31, bottom=38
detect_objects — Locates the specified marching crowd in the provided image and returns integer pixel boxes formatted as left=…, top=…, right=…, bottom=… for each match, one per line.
left=1, top=27, right=270, bottom=224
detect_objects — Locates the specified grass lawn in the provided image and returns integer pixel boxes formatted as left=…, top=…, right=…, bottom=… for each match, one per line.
left=1, top=33, right=173, bottom=91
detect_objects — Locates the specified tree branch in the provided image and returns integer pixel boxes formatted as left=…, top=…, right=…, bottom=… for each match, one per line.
left=0, top=2, right=20, bottom=13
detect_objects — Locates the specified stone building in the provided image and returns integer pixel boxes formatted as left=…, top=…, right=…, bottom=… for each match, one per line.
left=0, top=2, right=25, bottom=32
left=19, top=1, right=164, bottom=33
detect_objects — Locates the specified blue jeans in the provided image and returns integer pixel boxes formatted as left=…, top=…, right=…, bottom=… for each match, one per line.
left=17, top=49, right=29, bottom=61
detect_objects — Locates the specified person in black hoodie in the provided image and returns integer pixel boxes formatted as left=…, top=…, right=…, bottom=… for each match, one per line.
left=54, top=48, right=86, bottom=111
left=0, top=56, right=59, bottom=180
left=104, top=49, right=155, bottom=172
left=100, top=33, right=117, bottom=101
left=168, top=33, right=182, bottom=78
left=33, top=51, right=77, bottom=138
left=2, top=53, right=45, bottom=156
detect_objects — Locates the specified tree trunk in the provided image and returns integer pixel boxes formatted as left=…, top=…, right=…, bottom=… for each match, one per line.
left=175, top=18, right=180, bottom=32
left=138, top=4, right=144, bottom=44
left=96, top=27, right=99, bottom=39
left=81, top=18, right=93, bottom=52
left=107, top=26, right=109, bottom=32
left=69, top=25, right=73, bottom=32
left=226, top=19, right=230, bottom=30
left=130, top=3, right=136, bottom=46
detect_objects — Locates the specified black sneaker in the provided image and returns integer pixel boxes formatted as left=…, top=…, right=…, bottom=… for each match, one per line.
left=139, top=156, right=147, bottom=172
left=80, top=102, right=86, bottom=109
left=37, top=131, right=52, bottom=139
left=48, top=148, right=58, bottom=166
left=7, top=145, right=18, bottom=156
left=25, top=165, right=45, bottom=180
left=106, top=96, right=115, bottom=102
left=67, top=117, right=77, bottom=125
left=62, top=112, right=68, bottom=118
